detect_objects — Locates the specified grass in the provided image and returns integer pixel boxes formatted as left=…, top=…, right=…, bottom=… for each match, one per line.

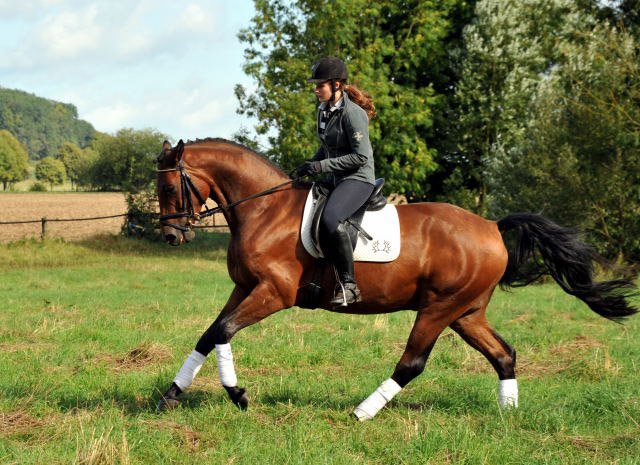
left=0, top=232, right=639, bottom=464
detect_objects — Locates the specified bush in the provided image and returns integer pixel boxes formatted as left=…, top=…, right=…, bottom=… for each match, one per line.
left=123, top=188, right=161, bottom=240
left=29, top=181, right=48, bottom=192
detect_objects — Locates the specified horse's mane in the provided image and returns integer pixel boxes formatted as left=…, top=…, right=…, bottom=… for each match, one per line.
left=185, top=137, right=287, bottom=176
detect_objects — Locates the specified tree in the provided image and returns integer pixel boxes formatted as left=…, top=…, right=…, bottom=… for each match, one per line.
left=488, top=22, right=640, bottom=262
left=0, top=88, right=95, bottom=160
left=35, top=156, right=66, bottom=191
left=55, top=141, right=86, bottom=190
left=0, top=129, right=29, bottom=190
left=236, top=0, right=475, bottom=200
left=437, top=0, right=595, bottom=213
left=88, top=128, right=168, bottom=192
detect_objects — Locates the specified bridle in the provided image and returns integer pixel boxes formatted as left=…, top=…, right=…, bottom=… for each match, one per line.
left=157, top=160, right=298, bottom=232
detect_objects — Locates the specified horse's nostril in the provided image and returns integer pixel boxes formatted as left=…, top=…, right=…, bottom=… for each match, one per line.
left=164, top=233, right=177, bottom=243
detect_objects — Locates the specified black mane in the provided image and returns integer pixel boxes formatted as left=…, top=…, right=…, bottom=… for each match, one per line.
left=185, top=137, right=286, bottom=176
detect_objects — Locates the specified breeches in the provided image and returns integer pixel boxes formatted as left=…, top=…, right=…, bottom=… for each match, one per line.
left=321, top=179, right=375, bottom=234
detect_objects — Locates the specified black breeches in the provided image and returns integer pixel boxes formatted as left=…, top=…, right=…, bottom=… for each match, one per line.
left=321, top=179, right=374, bottom=235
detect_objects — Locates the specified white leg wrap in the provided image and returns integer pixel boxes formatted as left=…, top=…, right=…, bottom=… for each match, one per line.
left=499, top=378, right=518, bottom=408
left=216, top=343, right=238, bottom=387
left=173, top=350, right=206, bottom=391
left=353, top=378, right=402, bottom=421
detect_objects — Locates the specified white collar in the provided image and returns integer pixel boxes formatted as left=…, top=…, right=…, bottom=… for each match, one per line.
left=319, top=97, right=344, bottom=112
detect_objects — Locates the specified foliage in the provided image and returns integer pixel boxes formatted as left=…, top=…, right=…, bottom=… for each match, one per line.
left=236, top=0, right=476, bottom=200
left=123, top=189, right=162, bottom=240
left=437, top=0, right=593, bottom=213
left=35, top=156, right=66, bottom=190
left=0, top=87, right=95, bottom=160
left=54, top=141, right=90, bottom=190
left=86, top=128, right=168, bottom=192
left=29, top=181, right=48, bottom=192
left=488, top=22, right=640, bottom=262
left=0, top=129, right=29, bottom=190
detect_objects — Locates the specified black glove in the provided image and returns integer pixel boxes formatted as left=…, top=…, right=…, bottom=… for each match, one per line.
left=295, top=161, right=321, bottom=177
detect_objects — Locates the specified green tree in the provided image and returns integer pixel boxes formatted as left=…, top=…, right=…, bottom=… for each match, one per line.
left=488, top=22, right=640, bottom=262
left=55, top=141, right=86, bottom=190
left=438, top=0, right=595, bottom=213
left=88, top=128, right=168, bottom=192
left=0, top=87, right=95, bottom=160
left=35, top=156, right=67, bottom=191
left=236, top=0, right=475, bottom=200
left=0, top=129, right=29, bottom=190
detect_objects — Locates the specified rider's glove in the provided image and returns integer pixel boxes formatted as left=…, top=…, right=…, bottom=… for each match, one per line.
left=295, top=160, right=321, bottom=177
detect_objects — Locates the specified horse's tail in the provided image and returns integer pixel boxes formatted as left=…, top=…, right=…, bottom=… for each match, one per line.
left=497, top=213, right=638, bottom=322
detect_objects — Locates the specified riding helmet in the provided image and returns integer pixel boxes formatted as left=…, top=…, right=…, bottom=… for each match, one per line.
left=308, top=57, right=348, bottom=83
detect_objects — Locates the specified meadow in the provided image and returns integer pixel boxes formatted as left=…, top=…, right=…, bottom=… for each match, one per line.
left=0, top=232, right=638, bottom=464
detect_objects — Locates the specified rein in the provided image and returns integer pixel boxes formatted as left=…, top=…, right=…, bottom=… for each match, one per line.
left=157, top=160, right=299, bottom=231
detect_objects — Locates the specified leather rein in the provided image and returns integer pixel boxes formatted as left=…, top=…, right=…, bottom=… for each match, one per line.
left=157, top=160, right=298, bottom=232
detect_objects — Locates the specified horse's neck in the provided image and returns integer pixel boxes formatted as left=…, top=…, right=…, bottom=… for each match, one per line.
left=190, top=148, right=291, bottom=229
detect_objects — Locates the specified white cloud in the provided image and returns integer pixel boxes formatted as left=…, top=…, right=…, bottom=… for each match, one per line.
left=0, top=0, right=256, bottom=141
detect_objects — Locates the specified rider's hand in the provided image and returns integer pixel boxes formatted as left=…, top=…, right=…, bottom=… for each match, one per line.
left=295, top=161, right=321, bottom=177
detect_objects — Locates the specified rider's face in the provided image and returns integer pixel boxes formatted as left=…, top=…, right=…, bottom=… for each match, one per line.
left=315, top=81, right=340, bottom=103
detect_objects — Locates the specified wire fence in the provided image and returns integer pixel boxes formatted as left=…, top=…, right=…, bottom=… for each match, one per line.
left=0, top=212, right=227, bottom=240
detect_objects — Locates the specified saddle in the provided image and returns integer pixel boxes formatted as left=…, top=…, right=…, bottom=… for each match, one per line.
left=310, top=178, right=387, bottom=257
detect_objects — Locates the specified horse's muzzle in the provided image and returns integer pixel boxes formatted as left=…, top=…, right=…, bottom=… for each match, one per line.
left=162, top=225, right=195, bottom=246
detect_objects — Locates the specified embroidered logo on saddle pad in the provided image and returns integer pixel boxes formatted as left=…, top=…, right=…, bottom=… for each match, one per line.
left=300, top=190, right=401, bottom=262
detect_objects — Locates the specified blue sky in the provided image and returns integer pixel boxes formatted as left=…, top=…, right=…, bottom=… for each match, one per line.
left=0, top=0, right=257, bottom=142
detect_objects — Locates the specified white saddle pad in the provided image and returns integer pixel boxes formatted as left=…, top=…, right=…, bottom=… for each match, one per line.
left=300, top=189, right=401, bottom=262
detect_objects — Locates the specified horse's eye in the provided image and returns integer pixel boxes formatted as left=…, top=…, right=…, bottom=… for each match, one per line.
left=164, top=185, right=176, bottom=194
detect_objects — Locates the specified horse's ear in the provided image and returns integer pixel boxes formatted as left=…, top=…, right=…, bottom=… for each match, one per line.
left=176, top=139, right=185, bottom=162
left=157, top=140, right=173, bottom=163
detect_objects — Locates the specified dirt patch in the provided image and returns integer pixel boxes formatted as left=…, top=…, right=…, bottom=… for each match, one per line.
left=97, top=342, right=173, bottom=371
left=0, top=410, right=47, bottom=437
left=0, top=193, right=128, bottom=242
left=140, top=419, right=207, bottom=451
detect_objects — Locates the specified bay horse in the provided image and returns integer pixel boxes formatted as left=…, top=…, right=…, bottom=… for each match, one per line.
left=155, top=138, right=637, bottom=420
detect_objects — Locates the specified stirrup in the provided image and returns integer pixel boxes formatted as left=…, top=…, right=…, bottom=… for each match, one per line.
left=330, top=281, right=362, bottom=307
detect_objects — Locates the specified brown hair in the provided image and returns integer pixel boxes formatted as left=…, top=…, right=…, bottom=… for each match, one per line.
left=343, top=83, right=376, bottom=120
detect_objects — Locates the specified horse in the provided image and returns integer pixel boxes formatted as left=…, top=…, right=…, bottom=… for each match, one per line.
left=154, top=137, right=637, bottom=420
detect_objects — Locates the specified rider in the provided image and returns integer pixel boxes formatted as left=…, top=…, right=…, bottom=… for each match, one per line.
left=295, top=56, right=376, bottom=307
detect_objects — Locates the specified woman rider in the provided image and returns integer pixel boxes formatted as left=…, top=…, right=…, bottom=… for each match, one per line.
left=295, top=56, right=376, bottom=307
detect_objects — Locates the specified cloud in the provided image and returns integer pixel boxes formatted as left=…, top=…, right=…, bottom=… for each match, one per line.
left=1, top=1, right=222, bottom=71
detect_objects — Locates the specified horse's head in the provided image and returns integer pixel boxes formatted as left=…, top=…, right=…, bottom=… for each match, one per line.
left=156, top=139, right=203, bottom=246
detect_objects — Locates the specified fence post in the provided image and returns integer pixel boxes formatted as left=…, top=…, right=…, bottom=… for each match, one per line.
left=41, top=217, right=47, bottom=240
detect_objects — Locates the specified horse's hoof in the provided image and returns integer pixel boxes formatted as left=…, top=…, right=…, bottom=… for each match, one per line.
left=156, top=396, right=180, bottom=413
left=224, top=386, right=249, bottom=410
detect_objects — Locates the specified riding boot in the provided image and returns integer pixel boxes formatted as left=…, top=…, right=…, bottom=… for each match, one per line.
left=327, top=222, right=362, bottom=307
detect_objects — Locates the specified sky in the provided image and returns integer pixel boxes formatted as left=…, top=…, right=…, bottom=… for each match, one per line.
left=0, top=0, right=258, bottom=142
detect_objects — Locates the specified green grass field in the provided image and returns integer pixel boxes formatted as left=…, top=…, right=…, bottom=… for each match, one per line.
left=1, top=233, right=638, bottom=464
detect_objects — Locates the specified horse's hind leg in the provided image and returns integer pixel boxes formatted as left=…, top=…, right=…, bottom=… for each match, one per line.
left=353, top=309, right=452, bottom=421
left=450, top=309, right=518, bottom=407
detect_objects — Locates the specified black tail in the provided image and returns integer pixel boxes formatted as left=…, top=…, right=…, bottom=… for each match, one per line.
left=497, top=213, right=638, bottom=322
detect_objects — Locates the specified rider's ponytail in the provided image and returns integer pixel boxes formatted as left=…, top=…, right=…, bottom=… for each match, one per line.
left=344, top=84, right=376, bottom=120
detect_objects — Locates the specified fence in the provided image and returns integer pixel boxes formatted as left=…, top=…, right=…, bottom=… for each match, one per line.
left=0, top=212, right=227, bottom=240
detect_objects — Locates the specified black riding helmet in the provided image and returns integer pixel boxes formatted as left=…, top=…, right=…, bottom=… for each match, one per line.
left=308, top=56, right=348, bottom=83
left=309, top=57, right=348, bottom=104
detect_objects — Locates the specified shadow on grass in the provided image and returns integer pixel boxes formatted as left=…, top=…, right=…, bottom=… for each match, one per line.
left=75, top=230, right=230, bottom=259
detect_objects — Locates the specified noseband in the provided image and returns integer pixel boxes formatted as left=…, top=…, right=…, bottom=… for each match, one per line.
left=157, top=160, right=298, bottom=232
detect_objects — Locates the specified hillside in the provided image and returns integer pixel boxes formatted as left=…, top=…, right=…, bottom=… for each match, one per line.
left=0, top=87, right=95, bottom=160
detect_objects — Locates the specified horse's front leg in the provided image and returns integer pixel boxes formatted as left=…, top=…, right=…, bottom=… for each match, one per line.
left=157, top=282, right=286, bottom=412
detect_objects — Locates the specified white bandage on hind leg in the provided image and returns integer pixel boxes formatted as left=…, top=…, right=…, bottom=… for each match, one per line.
left=215, top=343, right=238, bottom=387
left=173, top=350, right=206, bottom=391
left=352, top=378, right=402, bottom=421
left=499, top=378, right=518, bottom=408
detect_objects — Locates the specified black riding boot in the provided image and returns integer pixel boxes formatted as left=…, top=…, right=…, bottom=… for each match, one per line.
left=327, top=223, right=362, bottom=307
